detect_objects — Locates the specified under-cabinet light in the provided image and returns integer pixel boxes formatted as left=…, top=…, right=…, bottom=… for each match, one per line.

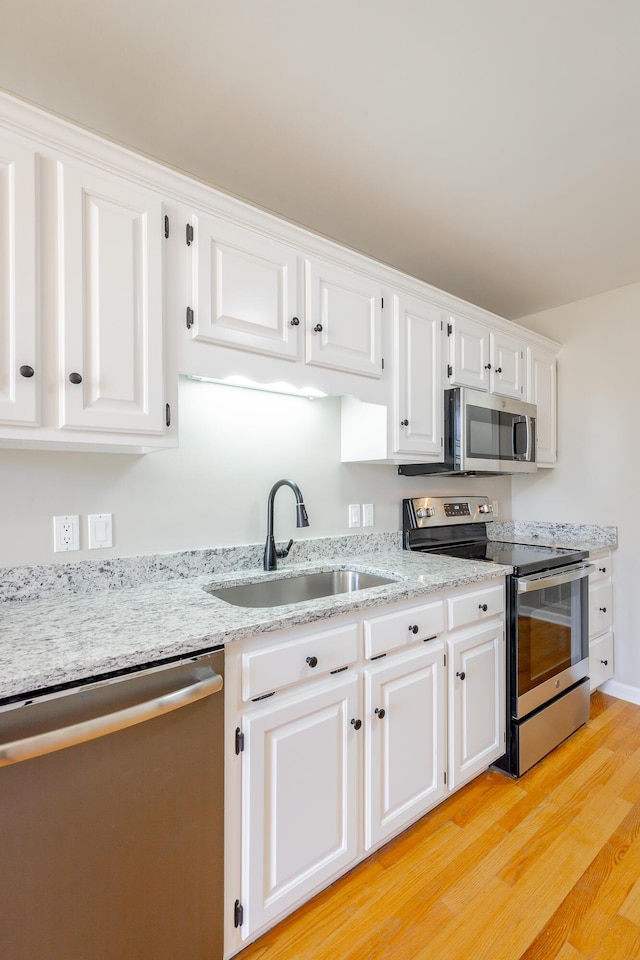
left=182, top=373, right=327, bottom=400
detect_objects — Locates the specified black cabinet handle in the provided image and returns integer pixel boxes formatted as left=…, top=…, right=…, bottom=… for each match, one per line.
left=19, top=365, right=35, bottom=378
left=479, top=603, right=488, bottom=612
left=599, top=567, right=607, bottom=573
left=484, top=363, right=492, bottom=370
left=600, top=659, right=608, bottom=666
left=306, top=656, right=318, bottom=668
left=374, top=707, right=386, bottom=719
left=400, top=419, right=409, bottom=427
left=599, top=607, right=607, bottom=613
left=496, top=367, right=502, bottom=373
left=313, top=323, right=323, bottom=333
left=351, top=718, right=362, bottom=730
left=68, top=372, right=83, bottom=384
left=290, top=317, right=300, bottom=326
left=456, top=671, right=466, bottom=681
left=409, top=624, right=419, bottom=634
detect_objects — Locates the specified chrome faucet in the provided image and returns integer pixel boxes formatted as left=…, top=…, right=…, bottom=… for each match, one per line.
left=264, top=479, right=309, bottom=571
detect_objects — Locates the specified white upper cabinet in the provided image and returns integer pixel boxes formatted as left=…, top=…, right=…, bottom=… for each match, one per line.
left=305, top=259, right=382, bottom=378
left=489, top=330, right=526, bottom=399
left=185, top=211, right=302, bottom=361
left=0, top=134, right=38, bottom=427
left=56, top=160, right=167, bottom=436
left=527, top=345, right=557, bottom=465
left=447, top=314, right=491, bottom=391
left=393, top=293, right=442, bottom=458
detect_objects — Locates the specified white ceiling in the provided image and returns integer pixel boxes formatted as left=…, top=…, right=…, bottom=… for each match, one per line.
left=1, top=0, right=639, bottom=320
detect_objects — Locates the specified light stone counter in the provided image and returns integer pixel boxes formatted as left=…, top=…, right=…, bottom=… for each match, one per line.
left=0, top=549, right=512, bottom=701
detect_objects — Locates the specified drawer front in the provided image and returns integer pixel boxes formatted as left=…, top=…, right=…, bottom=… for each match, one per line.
left=447, top=583, right=504, bottom=632
left=364, top=600, right=444, bottom=659
left=589, top=630, right=614, bottom=690
left=242, top=623, right=360, bottom=701
left=589, top=580, right=613, bottom=638
left=590, top=554, right=613, bottom=585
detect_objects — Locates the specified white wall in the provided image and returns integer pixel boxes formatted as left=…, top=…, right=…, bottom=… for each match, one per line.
left=0, top=377, right=513, bottom=568
left=514, top=281, right=639, bottom=693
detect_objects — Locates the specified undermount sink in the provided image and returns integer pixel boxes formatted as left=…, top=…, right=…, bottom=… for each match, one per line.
left=207, top=569, right=397, bottom=608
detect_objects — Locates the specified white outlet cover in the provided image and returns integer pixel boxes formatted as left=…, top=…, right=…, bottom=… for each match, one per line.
left=362, top=503, right=375, bottom=527
left=348, top=504, right=361, bottom=528
left=53, top=515, right=80, bottom=552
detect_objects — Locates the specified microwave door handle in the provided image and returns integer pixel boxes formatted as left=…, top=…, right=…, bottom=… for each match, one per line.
left=523, top=415, right=533, bottom=462
left=512, top=415, right=527, bottom=461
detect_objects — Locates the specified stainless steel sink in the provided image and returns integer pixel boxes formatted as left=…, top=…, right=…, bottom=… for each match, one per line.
left=206, top=569, right=397, bottom=608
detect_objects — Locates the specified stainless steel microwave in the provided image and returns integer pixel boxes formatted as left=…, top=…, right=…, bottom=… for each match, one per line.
left=398, top=387, right=537, bottom=476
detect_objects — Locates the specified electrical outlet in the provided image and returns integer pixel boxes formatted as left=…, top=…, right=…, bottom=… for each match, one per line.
left=491, top=499, right=499, bottom=518
left=362, top=503, right=375, bottom=527
left=53, top=515, right=80, bottom=552
left=348, top=504, right=361, bottom=528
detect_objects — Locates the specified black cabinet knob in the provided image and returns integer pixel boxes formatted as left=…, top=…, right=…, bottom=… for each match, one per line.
left=351, top=718, right=362, bottom=730
left=599, top=567, right=607, bottom=573
left=290, top=317, right=300, bottom=326
left=456, top=671, right=466, bottom=681
left=19, top=365, right=35, bottom=378
left=599, top=607, right=607, bottom=613
left=400, top=419, right=409, bottom=427
left=306, top=656, right=318, bottom=668
left=479, top=603, right=488, bottom=612
left=374, top=707, right=386, bottom=719
left=409, top=624, right=419, bottom=634
left=313, top=323, right=323, bottom=333
left=600, top=659, right=608, bottom=666
left=484, top=363, right=492, bottom=370
left=68, top=372, right=83, bottom=385
left=496, top=367, right=502, bottom=373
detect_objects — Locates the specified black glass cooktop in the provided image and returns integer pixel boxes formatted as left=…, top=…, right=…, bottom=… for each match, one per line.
left=413, top=539, right=587, bottom=577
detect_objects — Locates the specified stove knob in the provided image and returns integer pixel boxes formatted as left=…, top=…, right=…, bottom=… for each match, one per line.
left=416, top=506, right=436, bottom=519
left=478, top=503, right=494, bottom=514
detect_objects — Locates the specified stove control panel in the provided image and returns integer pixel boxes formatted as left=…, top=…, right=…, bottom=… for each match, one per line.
left=404, top=495, right=493, bottom=529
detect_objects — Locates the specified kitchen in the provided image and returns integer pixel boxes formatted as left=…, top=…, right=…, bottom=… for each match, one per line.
left=0, top=2, right=638, bottom=958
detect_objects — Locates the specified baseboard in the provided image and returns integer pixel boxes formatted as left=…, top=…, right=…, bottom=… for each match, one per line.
left=599, top=679, right=640, bottom=705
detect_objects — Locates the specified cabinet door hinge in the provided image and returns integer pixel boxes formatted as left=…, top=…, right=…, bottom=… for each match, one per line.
left=164, top=215, right=170, bottom=239
left=447, top=365, right=453, bottom=378
left=444, top=653, right=447, bottom=667
left=165, top=403, right=171, bottom=428
left=381, top=296, right=384, bottom=309
left=235, top=727, right=245, bottom=755
left=234, top=900, right=244, bottom=928
left=186, top=306, right=194, bottom=329
left=444, top=770, right=447, bottom=785
left=447, top=322, right=453, bottom=336
left=381, top=357, right=385, bottom=371
left=186, top=223, right=194, bottom=246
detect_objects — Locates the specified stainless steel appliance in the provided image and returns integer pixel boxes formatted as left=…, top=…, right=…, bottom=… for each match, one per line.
left=403, top=496, right=593, bottom=776
left=398, top=387, right=537, bottom=476
left=0, top=648, right=224, bottom=960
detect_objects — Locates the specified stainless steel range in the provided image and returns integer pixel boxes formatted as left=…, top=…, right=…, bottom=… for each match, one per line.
left=403, top=495, right=594, bottom=777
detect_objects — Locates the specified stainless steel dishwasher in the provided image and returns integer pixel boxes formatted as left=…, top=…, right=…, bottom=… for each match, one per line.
left=0, top=647, right=224, bottom=960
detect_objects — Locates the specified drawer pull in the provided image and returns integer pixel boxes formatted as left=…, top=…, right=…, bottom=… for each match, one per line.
left=456, top=671, right=466, bottom=681
left=374, top=707, right=386, bottom=719
left=409, top=624, right=419, bottom=634
left=351, top=718, right=362, bottom=731
left=306, top=656, right=318, bottom=668
left=479, top=603, right=488, bottom=612
left=600, top=659, right=609, bottom=666
left=19, top=365, right=35, bottom=378
left=599, top=566, right=607, bottom=573
left=599, top=607, right=607, bottom=613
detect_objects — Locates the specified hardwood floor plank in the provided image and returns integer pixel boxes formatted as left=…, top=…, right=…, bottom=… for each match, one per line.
left=234, top=695, right=640, bottom=960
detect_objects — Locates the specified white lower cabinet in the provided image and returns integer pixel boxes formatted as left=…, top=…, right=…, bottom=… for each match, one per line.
left=364, top=643, right=446, bottom=849
left=241, top=674, right=359, bottom=935
left=225, top=580, right=506, bottom=957
left=589, top=551, right=614, bottom=690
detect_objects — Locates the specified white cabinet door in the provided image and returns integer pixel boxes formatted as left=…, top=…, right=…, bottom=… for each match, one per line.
left=527, top=345, right=557, bottom=465
left=364, top=644, right=446, bottom=849
left=0, top=134, right=37, bottom=426
left=186, top=211, right=301, bottom=360
left=589, top=631, right=614, bottom=690
left=448, top=622, right=505, bottom=791
left=490, top=330, right=525, bottom=399
left=241, top=674, right=359, bottom=937
left=447, top=315, right=490, bottom=390
left=56, top=160, right=167, bottom=435
left=393, top=293, right=442, bottom=458
left=306, top=259, right=382, bottom=377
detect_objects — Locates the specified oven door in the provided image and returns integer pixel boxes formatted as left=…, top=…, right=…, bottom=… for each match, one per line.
left=513, top=563, right=593, bottom=719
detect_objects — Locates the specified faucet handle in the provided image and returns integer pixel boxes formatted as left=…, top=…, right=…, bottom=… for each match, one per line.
left=276, top=538, right=294, bottom=559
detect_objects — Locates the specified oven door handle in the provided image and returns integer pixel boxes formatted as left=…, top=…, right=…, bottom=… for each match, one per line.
left=517, top=563, right=595, bottom=593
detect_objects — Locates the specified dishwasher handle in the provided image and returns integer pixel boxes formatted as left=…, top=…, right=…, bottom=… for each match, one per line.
left=0, top=668, right=223, bottom=768
left=517, top=562, right=595, bottom=593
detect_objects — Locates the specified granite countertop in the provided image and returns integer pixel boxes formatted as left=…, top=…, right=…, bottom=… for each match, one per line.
left=0, top=550, right=512, bottom=701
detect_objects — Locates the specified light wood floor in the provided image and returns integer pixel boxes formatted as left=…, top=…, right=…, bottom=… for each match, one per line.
left=236, top=691, right=640, bottom=960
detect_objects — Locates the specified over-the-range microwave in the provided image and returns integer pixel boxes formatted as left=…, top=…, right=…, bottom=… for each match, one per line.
left=398, top=387, right=537, bottom=477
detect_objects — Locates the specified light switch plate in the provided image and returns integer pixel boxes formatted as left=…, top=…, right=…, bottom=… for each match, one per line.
left=348, top=504, right=361, bottom=528
left=88, top=513, right=113, bottom=549
left=362, top=503, right=375, bottom=527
